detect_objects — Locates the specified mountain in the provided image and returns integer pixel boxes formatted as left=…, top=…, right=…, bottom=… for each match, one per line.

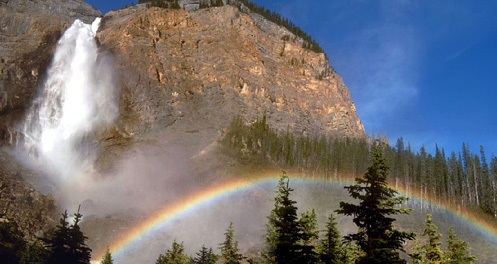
left=2, top=2, right=497, bottom=263
left=94, top=2, right=365, bottom=169
left=0, top=0, right=364, bottom=240
left=98, top=3, right=364, bottom=139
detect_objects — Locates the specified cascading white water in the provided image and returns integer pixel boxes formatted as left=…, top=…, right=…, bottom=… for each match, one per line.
left=21, top=18, right=118, bottom=184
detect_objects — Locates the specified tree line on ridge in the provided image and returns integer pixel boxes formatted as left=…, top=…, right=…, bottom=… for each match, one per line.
left=221, top=115, right=497, bottom=218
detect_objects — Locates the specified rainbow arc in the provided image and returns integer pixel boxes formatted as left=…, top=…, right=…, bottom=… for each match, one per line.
left=93, top=173, right=497, bottom=261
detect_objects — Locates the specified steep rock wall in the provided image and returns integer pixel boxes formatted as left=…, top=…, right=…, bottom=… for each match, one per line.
left=98, top=4, right=365, bottom=150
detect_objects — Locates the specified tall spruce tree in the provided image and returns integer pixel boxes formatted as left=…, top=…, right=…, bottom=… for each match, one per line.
left=299, top=209, right=319, bottom=263
left=219, top=223, right=241, bottom=264
left=45, top=207, right=92, bottom=264
left=336, top=147, right=415, bottom=264
left=264, top=173, right=302, bottom=263
left=445, top=228, right=476, bottom=264
left=69, top=208, right=92, bottom=263
left=194, top=245, right=218, bottom=264
left=421, top=214, right=444, bottom=264
left=316, top=213, right=343, bottom=264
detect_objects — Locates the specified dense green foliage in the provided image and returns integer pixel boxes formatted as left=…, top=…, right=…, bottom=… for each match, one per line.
left=337, top=148, right=415, bottom=263
left=221, top=116, right=497, bottom=218
left=410, top=215, right=477, bottom=264
left=264, top=174, right=305, bottom=263
left=0, top=218, right=26, bottom=263
left=199, top=0, right=224, bottom=8
left=219, top=223, right=242, bottom=264
left=221, top=115, right=370, bottom=177
left=299, top=209, right=320, bottom=263
left=445, top=228, right=476, bottom=264
left=156, top=240, right=193, bottom=264
left=194, top=245, right=218, bottom=264
left=45, top=208, right=92, bottom=264
left=139, top=0, right=181, bottom=9
left=315, top=213, right=344, bottom=264
left=1, top=208, right=92, bottom=264
left=20, top=240, right=48, bottom=264
left=421, top=213, right=445, bottom=263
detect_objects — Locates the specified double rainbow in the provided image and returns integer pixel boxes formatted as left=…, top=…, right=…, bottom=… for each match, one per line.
left=93, top=173, right=497, bottom=261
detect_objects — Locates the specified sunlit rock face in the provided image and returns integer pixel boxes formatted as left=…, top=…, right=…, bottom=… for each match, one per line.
left=97, top=4, right=365, bottom=157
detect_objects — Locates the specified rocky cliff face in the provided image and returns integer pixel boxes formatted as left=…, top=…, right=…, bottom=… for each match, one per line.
left=0, top=0, right=365, bottom=240
left=99, top=4, right=364, bottom=145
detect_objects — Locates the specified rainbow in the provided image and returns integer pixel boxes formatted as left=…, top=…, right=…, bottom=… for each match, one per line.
left=92, top=173, right=497, bottom=262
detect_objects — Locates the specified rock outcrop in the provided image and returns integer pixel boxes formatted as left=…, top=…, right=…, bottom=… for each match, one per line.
left=0, top=149, right=57, bottom=240
left=98, top=4, right=365, bottom=152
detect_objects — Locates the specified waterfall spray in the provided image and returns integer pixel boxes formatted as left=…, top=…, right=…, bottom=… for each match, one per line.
left=21, top=18, right=118, bottom=184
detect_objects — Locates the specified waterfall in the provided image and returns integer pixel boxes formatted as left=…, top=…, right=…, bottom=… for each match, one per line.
left=20, top=18, right=118, bottom=184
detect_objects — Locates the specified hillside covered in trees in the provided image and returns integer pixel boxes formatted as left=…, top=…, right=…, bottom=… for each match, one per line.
left=221, top=115, right=497, bottom=219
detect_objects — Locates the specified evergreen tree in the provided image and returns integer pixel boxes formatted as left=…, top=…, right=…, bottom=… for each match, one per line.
left=0, top=218, right=26, bottom=264
left=263, top=210, right=279, bottom=261
left=336, top=147, right=415, bottom=264
left=222, top=115, right=497, bottom=218
left=45, top=207, right=92, bottom=264
left=194, top=245, right=218, bottom=264
left=479, top=146, right=495, bottom=215
left=20, top=240, right=48, bottom=264
left=491, top=156, right=497, bottom=217
left=408, top=240, right=424, bottom=264
left=264, top=173, right=302, bottom=263
left=421, top=214, right=444, bottom=264
left=445, top=228, right=476, bottom=264
left=171, top=0, right=181, bottom=9
left=434, top=145, right=449, bottom=200
left=341, top=241, right=363, bottom=264
left=316, top=213, right=343, bottom=264
left=299, top=209, right=319, bottom=263
left=156, top=240, right=192, bottom=264
left=69, top=208, right=92, bottom=263
left=100, top=247, right=114, bottom=264
left=219, top=223, right=241, bottom=264
left=45, top=210, right=70, bottom=264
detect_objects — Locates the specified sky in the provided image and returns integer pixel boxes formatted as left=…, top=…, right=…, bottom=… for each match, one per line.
left=85, top=0, right=497, bottom=156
